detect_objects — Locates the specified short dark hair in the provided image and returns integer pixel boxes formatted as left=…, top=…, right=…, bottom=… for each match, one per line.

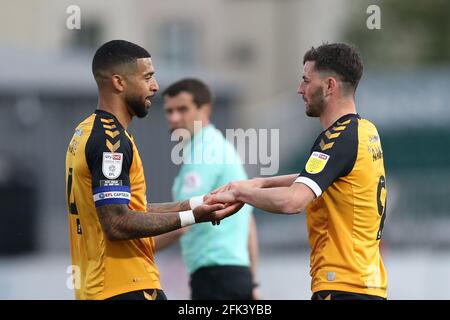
left=162, top=78, right=212, bottom=108
left=303, top=43, right=363, bottom=92
left=92, top=40, right=151, bottom=84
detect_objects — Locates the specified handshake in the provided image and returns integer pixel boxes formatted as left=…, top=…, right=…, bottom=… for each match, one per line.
left=186, top=178, right=263, bottom=226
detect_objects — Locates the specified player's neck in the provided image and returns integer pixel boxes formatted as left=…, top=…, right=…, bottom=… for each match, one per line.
left=97, top=95, right=132, bottom=129
left=320, top=98, right=356, bottom=130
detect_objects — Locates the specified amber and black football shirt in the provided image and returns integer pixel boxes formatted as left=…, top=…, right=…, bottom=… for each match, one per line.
left=65, top=110, right=160, bottom=300
left=295, top=113, right=387, bottom=298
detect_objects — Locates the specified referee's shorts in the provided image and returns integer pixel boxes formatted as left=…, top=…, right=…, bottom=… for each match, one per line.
left=190, top=265, right=253, bottom=300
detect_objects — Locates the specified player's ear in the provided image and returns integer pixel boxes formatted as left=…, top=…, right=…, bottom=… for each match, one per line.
left=325, top=76, right=338, bottom=96
left=111, top=74, right=126, bottom=92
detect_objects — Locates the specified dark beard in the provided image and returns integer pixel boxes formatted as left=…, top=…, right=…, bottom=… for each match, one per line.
left=305, top=87, right=325, bottom=117
left=125, top=94, right=148, bottom=118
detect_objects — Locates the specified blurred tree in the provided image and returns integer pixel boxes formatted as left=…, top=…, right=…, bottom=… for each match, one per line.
left=344, top=0, right=450, bottom=66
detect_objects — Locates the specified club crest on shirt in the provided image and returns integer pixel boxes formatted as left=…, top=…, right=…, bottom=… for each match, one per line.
left=181, top=171, right=202, bottom=193
left=102, top=152, right=123, bottom=179
left=305, top=151, right=330, bottom=174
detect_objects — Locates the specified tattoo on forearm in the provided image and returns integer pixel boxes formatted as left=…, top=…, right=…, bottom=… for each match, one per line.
left=147, top=200, right=190, bottom=213
left=97, top=204, right=181, bottom=241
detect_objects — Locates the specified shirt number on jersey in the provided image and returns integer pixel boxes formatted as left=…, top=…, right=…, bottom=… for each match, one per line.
left=67, top=167, right=82, bottom=235
left=67, top=167, right=78, bottom=215
left=376, top=175, right=387, bottom=240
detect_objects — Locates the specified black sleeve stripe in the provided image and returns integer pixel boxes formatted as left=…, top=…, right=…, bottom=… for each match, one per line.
left=100, top=117, right=123, bottom=153
left=340, top=121, right=358, bottom=177
left=101, top=118, right=114, bottom=124
left=299, top=115, right=358, bottom=193
left=105, top=130, right=120, bottom=139
left=102, top=123, right=117, bottom=130
left=325, top=130, right=341, bottom=139
left=319, top=139, right=335, bottom=151
left=318, top=122, right=351, bottom=152
left=331, top=125, right=347, bottom=131
left=336, top=119, right=351, bottom=126
left=106, top=139, right=121, bottom=152
left=85, top=114, right=133, bottom=191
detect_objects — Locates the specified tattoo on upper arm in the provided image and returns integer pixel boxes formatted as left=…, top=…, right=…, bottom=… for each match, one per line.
left=147, top=200, right=190, bottom=213
left=96, top=204, right=181, bottom=241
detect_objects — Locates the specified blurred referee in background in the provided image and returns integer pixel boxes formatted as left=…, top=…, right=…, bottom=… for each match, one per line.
left=155, top=79, right=260, bottom=300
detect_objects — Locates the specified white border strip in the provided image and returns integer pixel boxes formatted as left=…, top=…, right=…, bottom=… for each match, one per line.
left=295, top=176, right=322, bottom=198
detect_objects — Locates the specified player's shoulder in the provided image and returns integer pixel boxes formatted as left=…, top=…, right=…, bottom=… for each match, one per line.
left=357, top=116, right=381, bottom=137
left=314, top=113, right=359, bottom=154
left=88, top=110, right=130, bottom=144
left=69, top=113, right=97, bottom=140
left=84, top=110, right=133, bottom=164
left=88, top=110, right=123, bottom=136
left=76, top=112, right=96, bottom=128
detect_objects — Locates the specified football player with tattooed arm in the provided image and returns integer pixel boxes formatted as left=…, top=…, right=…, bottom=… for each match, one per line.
left=206, top=43, right=388, bottom=300
left=65, top=40, right=237, bottom=300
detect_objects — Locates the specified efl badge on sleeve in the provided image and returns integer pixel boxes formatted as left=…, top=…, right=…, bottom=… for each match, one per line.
left=102, top=152, right=123, bottom=179
left=305, top=152, right=330, bottom=174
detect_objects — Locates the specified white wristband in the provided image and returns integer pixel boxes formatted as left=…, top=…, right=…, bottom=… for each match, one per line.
left=189, top=195, right=204, bottom=210
left=179, top=210, right=196, bottom=227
